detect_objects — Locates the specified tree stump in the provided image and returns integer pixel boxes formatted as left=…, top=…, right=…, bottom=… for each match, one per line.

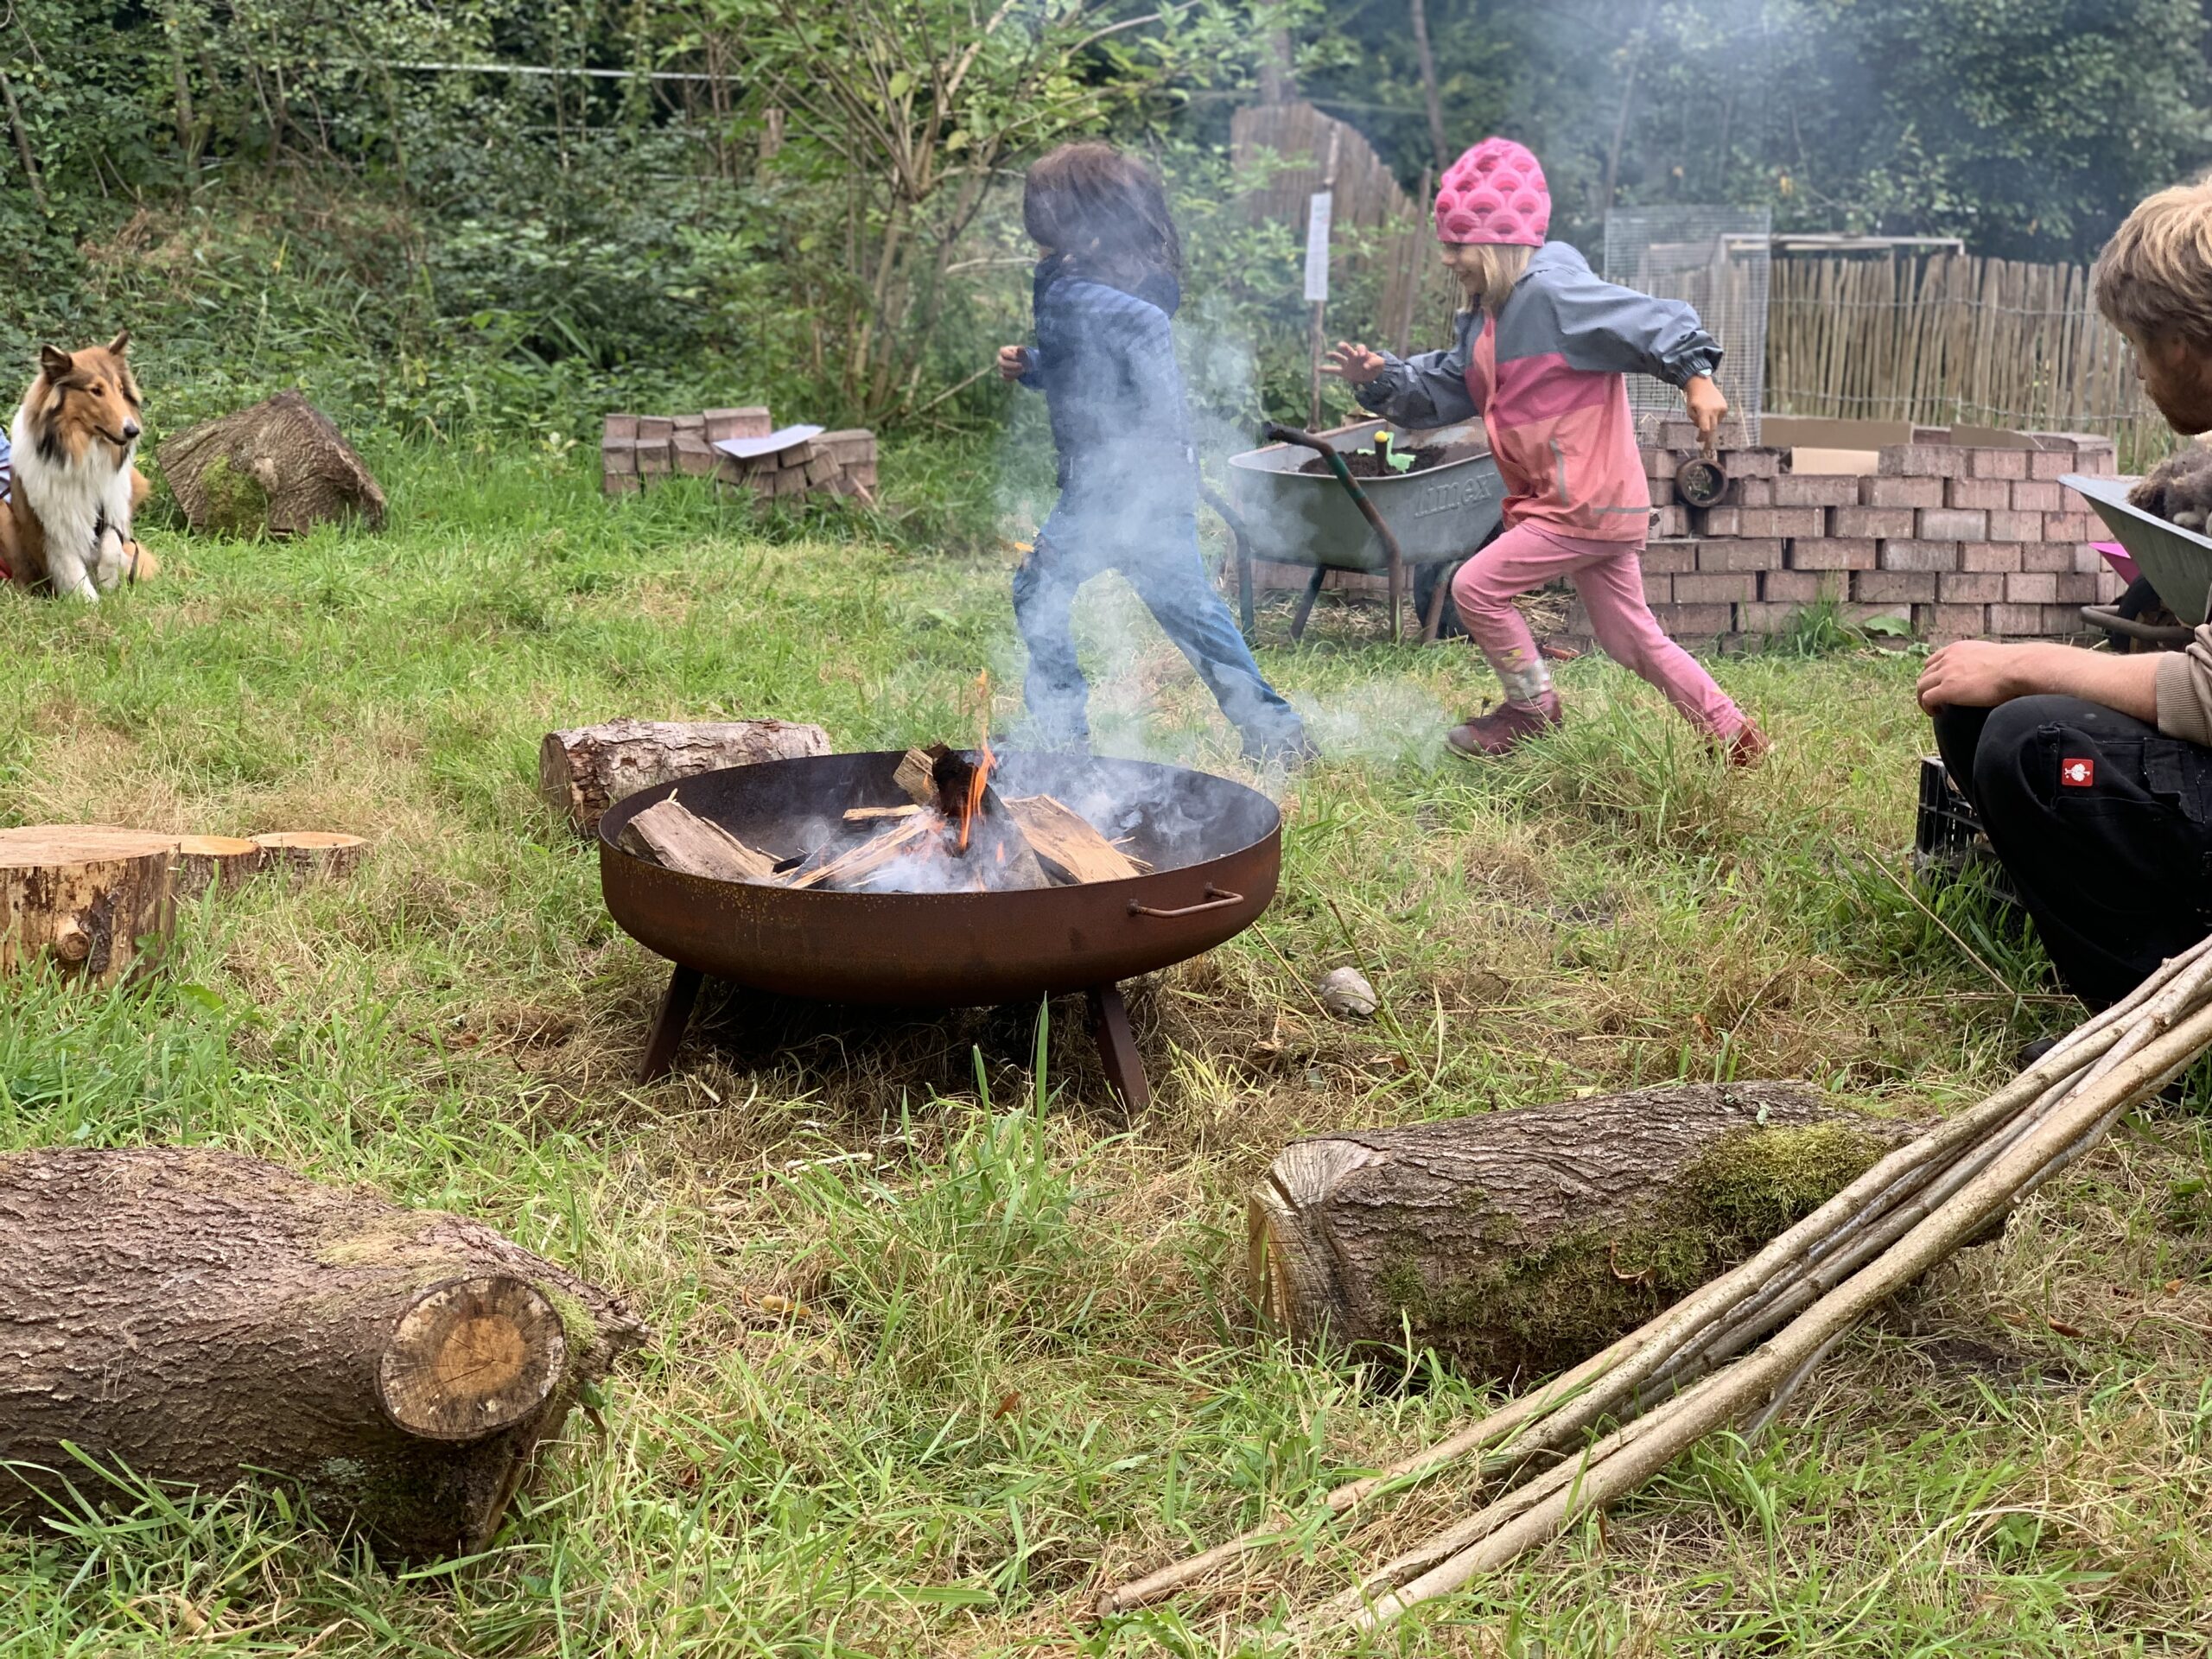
left=1247, top=1082, right=1915, bottom=1381
left=0, top=826, right=178, bottom=988
left=172, top=834, right=264, bottom=899
left=0, top=1146, right=647, bottom=1559
left=156, top=391, right=387, bottom=537
left=251, top=831, right=368, bottom=881
left=538, top=718, right=831, bottom=836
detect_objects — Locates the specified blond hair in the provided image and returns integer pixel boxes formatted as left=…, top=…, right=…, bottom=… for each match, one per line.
left=1453, top=243, right=1534, bottom=317
left=2094, top=177, right=2212, bottom=346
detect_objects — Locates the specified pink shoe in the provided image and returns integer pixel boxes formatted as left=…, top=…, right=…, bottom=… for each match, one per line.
left=1446, top=693, right=1563, bottom=757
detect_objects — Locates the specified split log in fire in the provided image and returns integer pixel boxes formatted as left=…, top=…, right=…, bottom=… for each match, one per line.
left=619, top=744, right=1147, bottom=896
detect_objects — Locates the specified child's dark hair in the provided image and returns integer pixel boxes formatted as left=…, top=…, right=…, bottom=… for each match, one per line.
left=1023, top=142, right=1182, bottom=286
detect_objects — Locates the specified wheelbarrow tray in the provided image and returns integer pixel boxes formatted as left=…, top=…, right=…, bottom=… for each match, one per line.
left=1228, top=417, right=1505, bottom=572
left=2066, top=474, right=2212, bottom=626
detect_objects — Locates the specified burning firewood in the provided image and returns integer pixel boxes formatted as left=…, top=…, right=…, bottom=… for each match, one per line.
left=893, top=747, right=941, bottom=810
left=785, top=812, right=938, bottom=890
left=618, top=793, right=778, bottom=883
left=843, top=805, right=919, bottom=823
left=1003, top=795, right=1144, bottom=884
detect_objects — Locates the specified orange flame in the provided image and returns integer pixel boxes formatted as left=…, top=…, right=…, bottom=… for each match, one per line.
left=957, top=671, right=995, bottom=854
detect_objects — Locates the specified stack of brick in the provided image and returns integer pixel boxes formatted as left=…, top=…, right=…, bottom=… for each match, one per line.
left=1558, top=427, right=2127, bottom=653
left=601, top=409, right=878, bottom=505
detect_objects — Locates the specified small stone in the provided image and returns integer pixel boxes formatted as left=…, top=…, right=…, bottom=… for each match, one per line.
left=1317, top=967, right=1379, bottom=1020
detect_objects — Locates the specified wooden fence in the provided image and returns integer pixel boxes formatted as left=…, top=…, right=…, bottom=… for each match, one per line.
left=1765, top=253, right=2171, bottom=457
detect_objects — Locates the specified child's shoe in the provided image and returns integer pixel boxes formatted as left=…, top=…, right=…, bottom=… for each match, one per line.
left=1446, top=693, right=1562, bottom=757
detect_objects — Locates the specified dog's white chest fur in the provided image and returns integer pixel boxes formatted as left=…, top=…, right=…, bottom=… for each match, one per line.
left=10, top=406, right=136, bottom=601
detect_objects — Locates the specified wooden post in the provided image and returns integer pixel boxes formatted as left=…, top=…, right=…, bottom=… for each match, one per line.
left=1306, top=126, right=1341, bottom=432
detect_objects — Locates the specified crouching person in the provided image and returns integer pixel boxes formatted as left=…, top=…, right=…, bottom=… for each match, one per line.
left=1917, top=176, right=2212, bottom=1007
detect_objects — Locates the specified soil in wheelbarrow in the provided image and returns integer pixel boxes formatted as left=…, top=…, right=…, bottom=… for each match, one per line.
left=1297, top=444, right=1450, bottom=480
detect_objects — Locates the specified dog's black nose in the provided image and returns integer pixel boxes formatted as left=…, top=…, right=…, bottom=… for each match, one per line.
left=120, top=420, right=141, bottom=442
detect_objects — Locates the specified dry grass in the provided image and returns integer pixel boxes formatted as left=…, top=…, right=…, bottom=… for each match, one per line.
left=0, top=446, right=2202, bottom=1654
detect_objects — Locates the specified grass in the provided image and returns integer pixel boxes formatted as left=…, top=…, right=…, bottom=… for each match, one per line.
left=2, top=443, right=2210, bottom=1655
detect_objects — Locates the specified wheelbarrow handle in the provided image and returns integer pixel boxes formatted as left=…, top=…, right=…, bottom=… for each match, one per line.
left=1261, top=423, right=1409, bottom=643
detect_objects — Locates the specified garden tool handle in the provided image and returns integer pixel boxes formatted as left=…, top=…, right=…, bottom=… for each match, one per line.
left=1261, top=424, right=1409, bottom=643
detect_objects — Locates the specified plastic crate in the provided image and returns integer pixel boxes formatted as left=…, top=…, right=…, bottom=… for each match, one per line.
left=1911, top=754, right=2021, bottom=908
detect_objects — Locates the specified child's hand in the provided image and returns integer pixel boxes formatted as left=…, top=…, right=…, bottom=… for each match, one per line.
left=1686, top=375, right=1729, bottom=451
left=995, top=345, right=1032, bottom=382
left=1322, top=341, right=1388, bottom=385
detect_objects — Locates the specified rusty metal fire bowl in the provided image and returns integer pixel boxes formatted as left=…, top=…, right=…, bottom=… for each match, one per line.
left=597, top=750, right=1283, bottom=1109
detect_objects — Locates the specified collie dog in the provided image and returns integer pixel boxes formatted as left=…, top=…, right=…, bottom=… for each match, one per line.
left=0, top=333, right=156, bottom=600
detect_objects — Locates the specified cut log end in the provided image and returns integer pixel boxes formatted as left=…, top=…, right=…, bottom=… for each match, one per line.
left=173, top=835, right=264, bottom=899
left=251, top=831, right=368, bottom=881
left=378, top=1276, right=568, bottom=1443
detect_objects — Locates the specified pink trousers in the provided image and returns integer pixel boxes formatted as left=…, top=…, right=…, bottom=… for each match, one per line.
left=1451, top=521, right=1745, bottom=736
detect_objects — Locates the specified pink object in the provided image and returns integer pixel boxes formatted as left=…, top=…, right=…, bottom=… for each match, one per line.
left=1463, top=316, right=1647, bottom=542
left=2093, top=541, right=2138, bottom=584
left=1452, top=522, right=1748, bottom=739
left=1434, top=137, right=1550, bottom=246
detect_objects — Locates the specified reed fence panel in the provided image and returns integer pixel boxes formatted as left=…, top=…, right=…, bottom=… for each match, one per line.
left=1765, top=252, right=2171, bottom=460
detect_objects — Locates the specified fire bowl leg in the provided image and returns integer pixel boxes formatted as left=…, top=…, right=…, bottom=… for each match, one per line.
left=639, top=963, right=704, bottom=1082
left=1087, top=983, right=1151, bottom=1112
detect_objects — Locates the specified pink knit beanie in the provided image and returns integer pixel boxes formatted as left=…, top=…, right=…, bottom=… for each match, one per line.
left=1433, top=137, right=1549, bottom=246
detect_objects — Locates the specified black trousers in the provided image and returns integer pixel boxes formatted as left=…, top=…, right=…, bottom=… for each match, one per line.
left=1932, top=696, right=2212, bottom=1008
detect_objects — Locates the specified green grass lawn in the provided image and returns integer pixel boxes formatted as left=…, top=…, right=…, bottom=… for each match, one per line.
left=3, top=445, right=2209, bottom=1655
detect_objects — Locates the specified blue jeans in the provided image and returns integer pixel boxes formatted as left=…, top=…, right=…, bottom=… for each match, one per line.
left=1013, top=508, right=1305, bottom=756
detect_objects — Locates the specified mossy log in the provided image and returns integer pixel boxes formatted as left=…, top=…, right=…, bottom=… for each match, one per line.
left=1247, top=1082, right=1915, bottom=1381
left=0, top=1147, right=647, bottom=1559
left=156, top=391, right=386, bottom=537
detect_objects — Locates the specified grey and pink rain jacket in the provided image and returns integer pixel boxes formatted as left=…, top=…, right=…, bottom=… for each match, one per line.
left=1351, top=242, right=1721, bottom=543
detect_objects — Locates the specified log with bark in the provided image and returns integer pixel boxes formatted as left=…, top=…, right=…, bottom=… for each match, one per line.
left=539, top=718, right=832, bottom=836
left=0, top=1146, right=646, bottom=1559
left=156, top=391, right=387, bottom=537
left=1249, top=1082, right=1914, bottom=1380
left=251, top=830, right=368, bottom=881
left=171, top=834, right=264, bottom=899
left=0, top=825, right=178, bottom=987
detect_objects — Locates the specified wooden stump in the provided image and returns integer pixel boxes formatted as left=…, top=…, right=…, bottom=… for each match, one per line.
left=1247, top=1083, right=1914, bottom=1381
left=251, top=831, right=367, bottom=881
left=0, top=1146, right=647, bottom=1560
left=0, top=826, right=178, bottom=988
left=538, top=718, right=831, bottom=836
left=172, top=834, right=264, bottom=899
left=156, top=391, right=386, bottom=537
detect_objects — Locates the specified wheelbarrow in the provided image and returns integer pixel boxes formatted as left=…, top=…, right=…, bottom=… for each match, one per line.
left=1208, top=417, right=1505, bottom=644
left=2066, top=473, right=2212, bottom=649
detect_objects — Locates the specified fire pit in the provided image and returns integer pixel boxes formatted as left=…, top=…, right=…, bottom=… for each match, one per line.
left=596, top=749, right=1281, bottom=1109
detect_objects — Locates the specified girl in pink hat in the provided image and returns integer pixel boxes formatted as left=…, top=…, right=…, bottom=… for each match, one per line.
left=1325, top=137, right=1767, bottom=763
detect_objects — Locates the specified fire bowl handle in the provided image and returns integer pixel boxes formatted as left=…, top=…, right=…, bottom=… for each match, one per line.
left=1128, top=886, right=1243, bottom=919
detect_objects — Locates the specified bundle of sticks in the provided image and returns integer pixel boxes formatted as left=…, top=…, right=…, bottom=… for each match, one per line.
left=618, top=743, right=1147, bottom=894
left=1102, top=935, right=2212, bottom=1632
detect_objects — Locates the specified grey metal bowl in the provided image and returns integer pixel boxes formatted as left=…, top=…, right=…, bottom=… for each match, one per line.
left=2066, top=473, right=2212, bottom=625
left=1226, top=418, right=1505, bottom=572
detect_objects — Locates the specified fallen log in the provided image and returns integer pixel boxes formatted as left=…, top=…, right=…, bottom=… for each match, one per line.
left=0, top=1146, right=646, bottom=1560
left=1003, top=795, right=1141, bottom=883
left=617, top=793, right=777, bottom=882
left=156, top=391, right=387, bottom=537
left=0, top=825, right=178, bottom=987
left=251, top=830, right=368, bottom=881
left=1249, top=1082, right=1910, bottom=1380
left=172, top=834, right=264, bottom=899
left=539, top=718, right=831, bottom=836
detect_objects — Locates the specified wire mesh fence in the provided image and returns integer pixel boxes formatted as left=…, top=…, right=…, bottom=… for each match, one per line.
left=1604, top=207, right=1771, bottom=445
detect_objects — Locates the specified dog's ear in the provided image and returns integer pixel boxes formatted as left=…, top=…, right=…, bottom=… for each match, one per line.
left=105, top=330, right=129, bottom=358
left=37, top=346, right=71, bottom=382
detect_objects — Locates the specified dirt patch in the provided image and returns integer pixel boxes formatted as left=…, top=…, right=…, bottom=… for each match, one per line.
left=1296, top=444, right=1450, bottom=480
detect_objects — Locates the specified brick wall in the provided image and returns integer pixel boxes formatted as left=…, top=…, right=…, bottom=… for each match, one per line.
left=601, top=409, right=879, bottom=505
left=1558, top=426, right=2123, bottom=653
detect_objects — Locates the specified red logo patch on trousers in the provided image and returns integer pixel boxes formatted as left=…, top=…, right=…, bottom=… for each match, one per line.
left=2060, top=757, right=2095, bottom=787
